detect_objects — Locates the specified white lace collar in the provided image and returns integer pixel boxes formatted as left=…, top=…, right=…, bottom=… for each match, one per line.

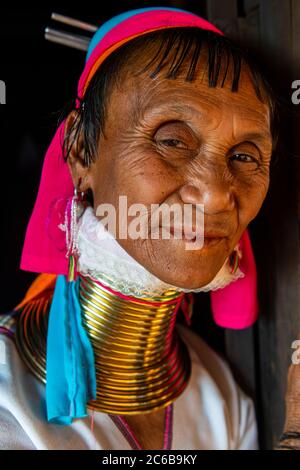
left=76, top=206, right=244, bottom=298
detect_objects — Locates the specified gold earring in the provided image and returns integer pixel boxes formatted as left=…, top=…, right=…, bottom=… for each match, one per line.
left=65, top=184, right=85, bottom=282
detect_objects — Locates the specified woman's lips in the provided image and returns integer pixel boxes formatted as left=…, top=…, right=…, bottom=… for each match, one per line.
left=159, top=225, right=225, bottom=247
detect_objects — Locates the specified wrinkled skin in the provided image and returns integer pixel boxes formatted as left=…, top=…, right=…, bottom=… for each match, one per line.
left=65, top=48, right=300, bottom=450
left=66, top=49, right=273, bottom=291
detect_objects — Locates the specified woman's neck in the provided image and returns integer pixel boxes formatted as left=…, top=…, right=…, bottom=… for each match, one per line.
left=74, top=206, right=193, bottom=414
left=78, top=273, right=192, bottom=414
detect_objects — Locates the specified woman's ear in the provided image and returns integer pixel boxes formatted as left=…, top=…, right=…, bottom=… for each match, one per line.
left=64, top=110, right=91, bottom=192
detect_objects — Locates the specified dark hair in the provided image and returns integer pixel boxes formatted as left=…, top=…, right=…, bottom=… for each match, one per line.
left=61, top=27, right=279, bottom=167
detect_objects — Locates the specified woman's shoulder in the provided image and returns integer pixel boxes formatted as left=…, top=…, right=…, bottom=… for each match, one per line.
left=0, top=311, right=18, bottom=338
left=0, top=311, right=20, bottom=385
left=176, top=322, right=250, bottom=400
left=0, top=275, right=55, bottom=393
left=0, top=311, right=24, bottom=390
left=175, top=322, right=259, bottom=450
left=0, top=320, right=41, bottom=450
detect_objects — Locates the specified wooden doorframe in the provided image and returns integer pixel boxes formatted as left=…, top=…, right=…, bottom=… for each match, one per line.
left=205, top=0, right=300, bottom=449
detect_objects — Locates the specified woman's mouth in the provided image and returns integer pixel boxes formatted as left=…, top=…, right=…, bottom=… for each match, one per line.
left=159, top=225, right=225, bottom=248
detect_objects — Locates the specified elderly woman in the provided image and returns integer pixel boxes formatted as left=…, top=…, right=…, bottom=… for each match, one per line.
left=0, top=7, right=299, bottom=451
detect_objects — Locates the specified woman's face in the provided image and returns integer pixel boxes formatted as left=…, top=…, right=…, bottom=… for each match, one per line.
left=68, top=49, right=273, bottom=289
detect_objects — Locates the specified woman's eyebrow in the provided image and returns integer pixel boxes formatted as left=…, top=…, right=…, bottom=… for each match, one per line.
left=136, top=102, right=272, bottom=144
left=237, top=131, right=272, bottom=145
left=139, top=103, right=270, bottom=132
left=139, top=103, right=204, bottom=121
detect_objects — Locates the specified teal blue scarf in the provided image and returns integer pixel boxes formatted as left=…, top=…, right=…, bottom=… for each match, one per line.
left=45, top=275, right=97, bottom=424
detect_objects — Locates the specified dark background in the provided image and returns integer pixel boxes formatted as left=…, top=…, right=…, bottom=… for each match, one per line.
left=1, top=0, right=300, bottom=449
left=0, top=0, right=206, bottom=313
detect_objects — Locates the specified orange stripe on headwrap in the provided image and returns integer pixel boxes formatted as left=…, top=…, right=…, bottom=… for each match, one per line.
left=83, top=26, right=177, bottom=95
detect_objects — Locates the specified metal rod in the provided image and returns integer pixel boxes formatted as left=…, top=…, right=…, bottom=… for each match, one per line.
left=44, top=27, right=90, bottom=51
left=51, top=12, right=97, bottom=33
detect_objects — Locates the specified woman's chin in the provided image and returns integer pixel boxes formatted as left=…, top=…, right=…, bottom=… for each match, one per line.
left=167, top=275, right=217, bottom=290
left=150, top=265, right=221, bottom=290
left=120, top=238, right=229, bottom=289
left=151, top=248, right=228, bottom=289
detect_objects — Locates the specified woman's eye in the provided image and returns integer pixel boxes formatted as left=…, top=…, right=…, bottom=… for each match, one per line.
left=159, top=139, right=187, bottom=149
left=230, top=153, right=257, bottom=163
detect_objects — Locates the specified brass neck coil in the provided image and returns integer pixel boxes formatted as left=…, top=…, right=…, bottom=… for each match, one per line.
left=15, top=274, right=192, bottom=415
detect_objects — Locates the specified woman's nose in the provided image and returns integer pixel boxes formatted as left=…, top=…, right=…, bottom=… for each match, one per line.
left=179, top=180, right=235, bottom=215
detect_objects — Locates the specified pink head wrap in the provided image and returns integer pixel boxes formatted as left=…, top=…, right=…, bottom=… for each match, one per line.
left=20, top=7, right=259, bottom=329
